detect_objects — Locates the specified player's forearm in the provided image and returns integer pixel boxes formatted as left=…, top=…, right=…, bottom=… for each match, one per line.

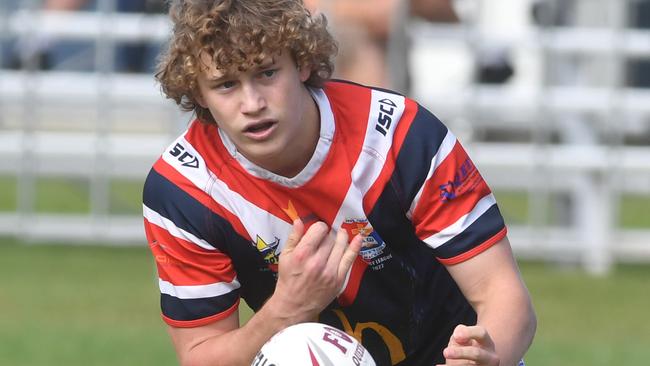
left=179, top=297, right=310, bottom=366
left=475, top=286, right=537, bottom=366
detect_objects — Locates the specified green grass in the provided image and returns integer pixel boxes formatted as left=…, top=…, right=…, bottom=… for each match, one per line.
left=0, top=176, right=17, bottom=211
left=494, top=190, right=530, bottom=225
left=0, top=178, right=648, bottom=365
left=494, top=190, right=650, bottom=228
left=0, top=239, right=175, bottom=366
left=523, top=262, right=650, bottom=365
left=0, top=176, right=144, bottom=215
left=110, top=180, right=146, bottom=215
left=619, top=194, right=650, bottom=228
left=35, top=177, right=91, bottom=213
left=1, top=239, right=649, bottom=366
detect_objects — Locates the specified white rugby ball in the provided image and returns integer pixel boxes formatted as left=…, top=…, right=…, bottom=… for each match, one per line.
left=252, top=322, right=376, bottom=366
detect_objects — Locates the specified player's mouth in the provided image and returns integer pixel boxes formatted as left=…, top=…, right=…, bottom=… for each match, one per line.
left=243, top=120, right=278, bottom=140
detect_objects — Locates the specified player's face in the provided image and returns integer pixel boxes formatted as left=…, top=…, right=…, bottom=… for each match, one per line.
left=196, top=52, right=318, bottom=177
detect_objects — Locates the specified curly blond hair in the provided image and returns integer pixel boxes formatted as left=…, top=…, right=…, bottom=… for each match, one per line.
left=155, top=0, right=338, bottom=124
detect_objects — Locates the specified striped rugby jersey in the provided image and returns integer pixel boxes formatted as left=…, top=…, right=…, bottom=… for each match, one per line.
left=142, top=80, right=507, bottom=365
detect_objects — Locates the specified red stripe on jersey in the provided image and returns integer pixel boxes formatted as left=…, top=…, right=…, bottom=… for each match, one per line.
left=269, top=83, right=371, bottom=223
left=411, top=143, right=493, bottom=240
left=363, top=98, right=419, bottom=212
left=162, top=300, right=240, bottom=328
left=437, top=227, right=507, bottom=265
left=337, top=256, right=369, bottom=307
left=272, top=133, right=362, bottom=225
left=145, top=219, right=237, bottom=285
left=152, top=158, right=250, bottom=240
left=308, top=347, right=321, bottom=366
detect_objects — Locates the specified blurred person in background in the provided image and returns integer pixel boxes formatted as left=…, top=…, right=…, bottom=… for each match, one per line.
left=304, top=0, right=514, bottom=93
left=304, top=0, right=458, bottom=91
left=143, top=0, right=536, bottom=365
left=5, top=0, right=166, bottom=72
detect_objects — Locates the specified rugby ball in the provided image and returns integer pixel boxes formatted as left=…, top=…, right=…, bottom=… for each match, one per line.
left=252, top=322, right=376, bottom=366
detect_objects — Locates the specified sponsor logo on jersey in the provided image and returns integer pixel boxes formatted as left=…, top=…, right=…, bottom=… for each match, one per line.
left=254, top=235, right=280, bottom=270
left=374, top=98, right=397, bottom=136
left=169, top=142, right=199, bottom=168
left=439, top=157, right=481, bottom=202
left=341, top=218, right=392, bottom=270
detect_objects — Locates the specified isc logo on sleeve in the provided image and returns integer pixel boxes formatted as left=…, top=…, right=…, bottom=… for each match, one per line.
left=374, top=98, right=397, bottom=137
left=169, top=142, right=199, bottom=168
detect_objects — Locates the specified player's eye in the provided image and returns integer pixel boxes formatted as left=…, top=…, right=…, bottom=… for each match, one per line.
left=216, top=80, right=237, bottom=90
left=260, top=69, right=277, bottom=78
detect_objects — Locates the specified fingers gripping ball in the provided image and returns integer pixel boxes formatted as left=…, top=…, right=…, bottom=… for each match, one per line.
left=252, top=322, right=376, bottom=366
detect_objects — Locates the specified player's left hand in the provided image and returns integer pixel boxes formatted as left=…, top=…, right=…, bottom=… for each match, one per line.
left=437, top=324, right=499, bottom=366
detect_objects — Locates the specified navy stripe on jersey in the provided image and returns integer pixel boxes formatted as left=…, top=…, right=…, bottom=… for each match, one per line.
left=434, top=204, right=505, bottom=260
left=392, top=105, right=448, bottom=208
left=144, top=167, right=278, bottom=315
left=143, top=168, right=230, bottom=253
left=161, top=290, right=240, bottom=321
left=365, top=173, right=476, bottom=362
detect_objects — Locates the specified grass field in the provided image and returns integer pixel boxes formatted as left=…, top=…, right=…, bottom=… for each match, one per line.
left=1, top=238, right=649, bottom=366
left=1, top=176, right=649, bottom=364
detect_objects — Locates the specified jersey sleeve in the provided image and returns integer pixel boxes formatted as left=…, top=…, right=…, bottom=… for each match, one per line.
left=142, top=162, right=241, bottom=328
left=397, top=104, right=507, bottom=265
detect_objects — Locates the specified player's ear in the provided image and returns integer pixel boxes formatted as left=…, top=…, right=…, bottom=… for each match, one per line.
left=298, top=63, right=311, bottom=83
left=195, top=92, right=207, bottom=108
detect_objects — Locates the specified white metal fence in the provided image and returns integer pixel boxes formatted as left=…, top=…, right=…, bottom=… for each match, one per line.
left=1, top=0, right=649, bottom=273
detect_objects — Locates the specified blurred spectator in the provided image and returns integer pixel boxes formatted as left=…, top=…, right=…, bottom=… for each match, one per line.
left=305, top=0, right=458, bottom=91
left=305, top=0, right=513, bottom=92
left=5, top=0, right=166, bottom=73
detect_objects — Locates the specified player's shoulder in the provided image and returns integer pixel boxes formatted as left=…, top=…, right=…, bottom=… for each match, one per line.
left=323, top=79, right=405, bottom=99
left=144, top=119, right=219, bottom=190
left=323, top=79, right=422, bottom=117
left=325, top=80, right=433, bottom=137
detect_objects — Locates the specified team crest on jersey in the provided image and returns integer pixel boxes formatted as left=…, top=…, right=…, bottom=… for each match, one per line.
left=342, top=218, right=392, bottom=270
left=254, top=235, right=280, bottom=269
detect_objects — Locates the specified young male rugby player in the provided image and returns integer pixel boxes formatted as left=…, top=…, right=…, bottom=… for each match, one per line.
left=143, top=0, right=536, bottom=365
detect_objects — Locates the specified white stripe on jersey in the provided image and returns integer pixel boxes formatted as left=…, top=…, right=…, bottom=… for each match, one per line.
left=354, top=89, right=406, bottom=196
left=331, top=89, right=406, bottom=229
left=161, top=132, right=292, bottom=253
left=330, top=89, right=405, bottom=294
left=143, top=204, right=216, bottom=251
left=406, top=130, right=458, bottom=219
left=422, top=193, right=498, bottom=249
left=159, top=278, right=240, bottom=300
left=161, top=130, right=210, bottom=193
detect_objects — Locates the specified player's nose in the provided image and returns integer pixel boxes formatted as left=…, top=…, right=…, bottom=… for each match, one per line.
left=240, top=83, right=266, bottom=114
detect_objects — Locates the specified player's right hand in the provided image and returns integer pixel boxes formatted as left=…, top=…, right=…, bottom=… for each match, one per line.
left=272, top=218, right=362, bottom=322
left=437, top=324, right=500, bottom=366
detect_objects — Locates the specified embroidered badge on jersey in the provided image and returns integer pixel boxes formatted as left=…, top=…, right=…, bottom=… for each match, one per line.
left=341, top=218, right=392, bottom=270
